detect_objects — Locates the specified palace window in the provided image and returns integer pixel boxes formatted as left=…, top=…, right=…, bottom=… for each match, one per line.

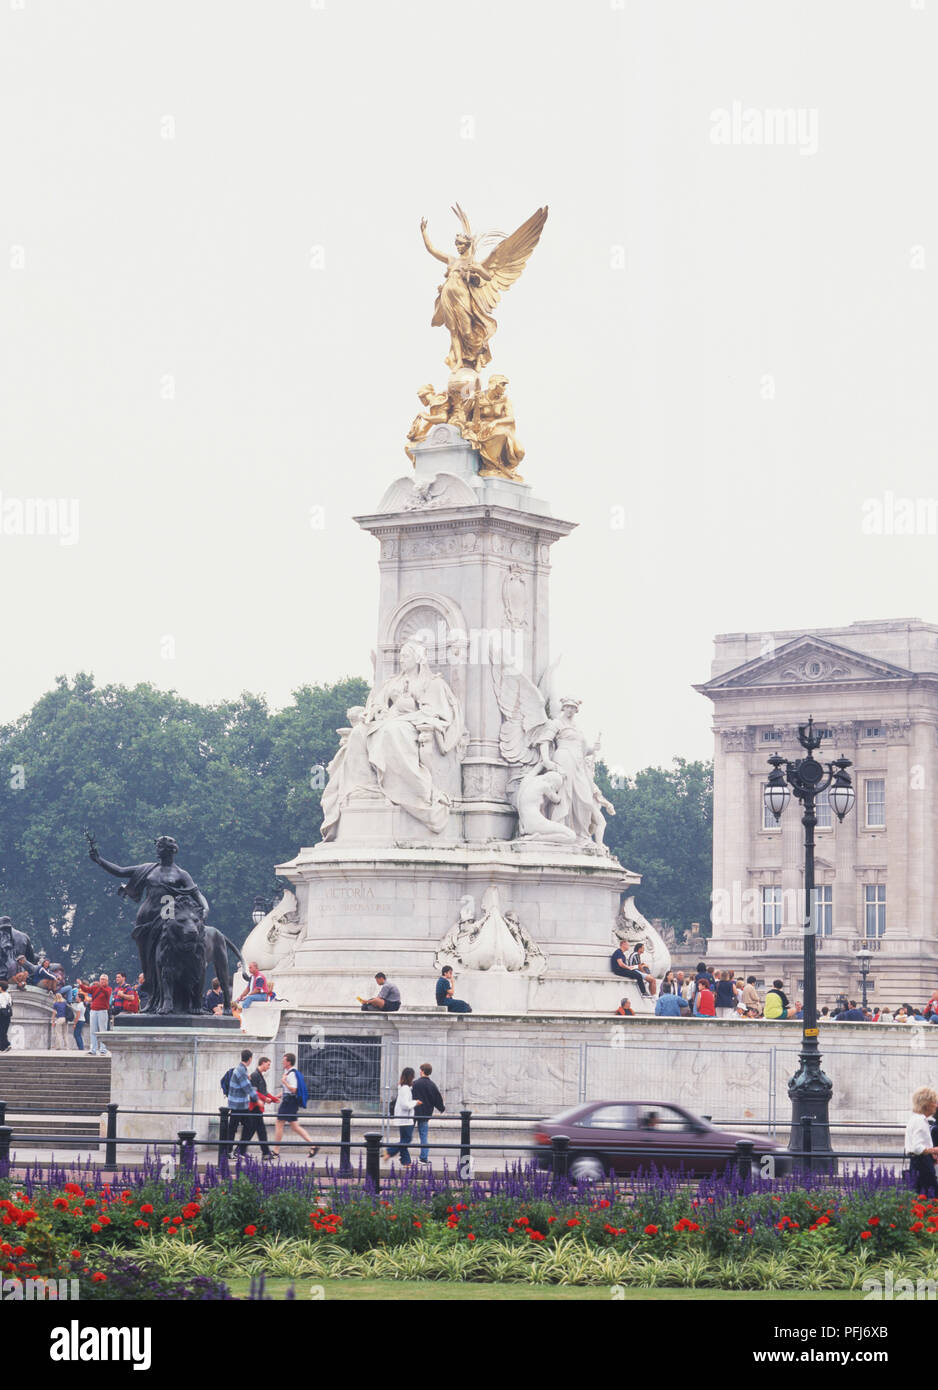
left=811, top=885, right=833, bottom=936
left=762, top=886, right=784, bottom=937
left=761, top=730, right=782, bottom=743
left=864, top=725, right=884, bottom=739
left=865, top=778, right=886, bottom=828
left=815, top=786, right=832, bottom=829
left=864, top=884, right=886, bottom=938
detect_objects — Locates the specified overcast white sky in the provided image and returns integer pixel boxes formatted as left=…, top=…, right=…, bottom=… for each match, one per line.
left=2, top=0, right=936, bottom=774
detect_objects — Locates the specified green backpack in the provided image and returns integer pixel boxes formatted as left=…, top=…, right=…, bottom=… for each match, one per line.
left=764, top=990, right=783, bottom=1019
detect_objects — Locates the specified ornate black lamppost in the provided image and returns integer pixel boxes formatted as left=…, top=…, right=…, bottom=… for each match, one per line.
left=251, top=895, right=269, bottom=927
left=855, top=947, right=873, bottom=1009
left=763, top=717, right=856, bottom=1167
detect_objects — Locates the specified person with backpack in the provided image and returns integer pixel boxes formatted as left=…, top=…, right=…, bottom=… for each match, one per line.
left=763, top=980, right=791, bottom=1020
left=223, top=1048, right=260, bottom=1154
left=270, top=1052, right=318, bottom=1160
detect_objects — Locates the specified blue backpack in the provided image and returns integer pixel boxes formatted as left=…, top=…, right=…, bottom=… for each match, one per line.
left=291, top=1069, right=309, bottom=1108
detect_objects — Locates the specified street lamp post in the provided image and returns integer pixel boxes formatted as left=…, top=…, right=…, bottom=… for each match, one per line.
left=251, top=895, right=269, bottom=927
left=855, top=947, right=873, bottom=1009
left=764, top=717, right=856, bottom=1169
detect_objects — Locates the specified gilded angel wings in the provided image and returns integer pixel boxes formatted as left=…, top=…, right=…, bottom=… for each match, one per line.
left=455, top=203, right=549, bottom=316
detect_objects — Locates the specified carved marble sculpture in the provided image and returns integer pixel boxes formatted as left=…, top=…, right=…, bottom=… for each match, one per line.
left=435, top=887, right=548, bottom=975
left=319, top=641, right=467, bottom=836
left=492, top=662, right=613, bottom=849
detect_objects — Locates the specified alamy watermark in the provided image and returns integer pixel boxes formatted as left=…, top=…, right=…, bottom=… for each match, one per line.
left=710, top=101, right=819, bottom=156
left=0, top=495, right=79, bottom=546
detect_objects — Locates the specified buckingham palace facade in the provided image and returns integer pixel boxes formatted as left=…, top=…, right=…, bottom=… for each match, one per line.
left=695, top=618, right=938, bottom=1005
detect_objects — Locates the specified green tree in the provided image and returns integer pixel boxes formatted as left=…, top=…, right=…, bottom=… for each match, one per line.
left=597, top=758, right=713, bottom=937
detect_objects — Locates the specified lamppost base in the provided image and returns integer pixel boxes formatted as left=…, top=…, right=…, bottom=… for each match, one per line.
left=786, top=1050, right=837, bottom=1173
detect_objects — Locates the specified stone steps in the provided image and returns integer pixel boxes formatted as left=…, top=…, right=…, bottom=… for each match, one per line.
left=0, top=1054, right=111, bottom=1112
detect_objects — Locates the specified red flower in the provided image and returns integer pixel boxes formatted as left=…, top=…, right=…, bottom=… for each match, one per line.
left=70, top=1249, right=82, bottom=1258
left=90, top=1224, right=101, bottom=1234
left=566, top=1218, right=580, bottom=1227
left=140, top=1204, right=154, bottom=1215
left=53, top=1198, right=69, bottom=1210
left=11, top=1245, right=26, bottom=1257
left=84, top=1198, right=96, bottom=1208
left=91, top=1272, right=107, bottom=1283
left=911, top=1222, right=924, bottom=1232
left=860, top=1231, right=871, bottom=1240
left=644, top=1225, right=659, bottom=1235
left=64, top=1183, right=83, bottom=1196
left=244, top=1225, right=257, bottom=1236
left=868, top=1217, right=880, bottom=1227
left=133, top=1220, right=148, bottom=1229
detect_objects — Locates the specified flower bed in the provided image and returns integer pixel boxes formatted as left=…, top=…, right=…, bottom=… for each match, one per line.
left=2, top=1157, right=936, bottom=1292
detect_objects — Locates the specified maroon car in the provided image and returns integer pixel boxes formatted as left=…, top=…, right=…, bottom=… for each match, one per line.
left=533, top=1101, right=789, bottom=1182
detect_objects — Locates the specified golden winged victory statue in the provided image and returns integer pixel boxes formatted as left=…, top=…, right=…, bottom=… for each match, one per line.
left=407, top=204, right=547, bottom=480
left=420, top=203, right=548, bottom=372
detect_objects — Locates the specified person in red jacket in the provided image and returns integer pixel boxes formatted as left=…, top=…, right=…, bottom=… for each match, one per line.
left=85, top=974, right=112, bottom=1055
left=695, top=982, right=716, bottom=1017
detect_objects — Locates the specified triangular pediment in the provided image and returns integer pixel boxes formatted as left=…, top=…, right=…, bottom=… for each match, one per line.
left=698, top=635, right=915, bottom=692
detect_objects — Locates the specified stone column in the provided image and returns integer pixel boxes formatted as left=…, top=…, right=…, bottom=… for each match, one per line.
left=712, top=727, right=752, bottom=946
left=885, top=719, right=911, bottom=939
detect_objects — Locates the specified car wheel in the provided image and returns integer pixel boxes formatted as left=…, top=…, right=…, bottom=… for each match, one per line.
left=570, top=1154, right=606, bottom=1182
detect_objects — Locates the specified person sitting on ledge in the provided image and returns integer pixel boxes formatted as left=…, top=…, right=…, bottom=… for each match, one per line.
left=435, top=965, right=472, bottom=1013
left=359, top=972, right=401, bottom=1012
left=615, top=998, right=635, bottom=1017
left=237, top=961, right=274, bottom=1010
left=610, top=941, right=654, bottom=997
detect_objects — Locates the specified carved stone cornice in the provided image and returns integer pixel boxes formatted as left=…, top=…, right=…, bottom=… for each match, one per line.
left=719, top=726, right=753, bottom=752
left=886, top=718, right=912, bottom=744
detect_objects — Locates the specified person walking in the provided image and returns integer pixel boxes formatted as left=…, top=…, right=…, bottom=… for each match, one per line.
left=86, top=974, right=112, bottom=1056
left=906, top=1086, right=938, bottom=1197
left=412, top=1062, right=445, bottom=1163
left=0, top=979, right=12, bottom=1052
left=239, top=1055, right=278, bottom=1160
left=385, top=1067, right=416, bottom=1166
left=225, top=1048, right=260, bottom=1155
left=270, top=1053, right=318, bottom=1159
left=51, top=993, right=69, bottom=1049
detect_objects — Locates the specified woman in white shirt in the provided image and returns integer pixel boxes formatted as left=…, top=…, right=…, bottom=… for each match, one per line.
left=904, top=1086, right=938, bottom=1196
left=385, top=1067, right=416, bottom=1166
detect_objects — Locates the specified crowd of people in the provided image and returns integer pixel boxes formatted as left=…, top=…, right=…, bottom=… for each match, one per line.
left=616, top=961, right=938, bottom=1024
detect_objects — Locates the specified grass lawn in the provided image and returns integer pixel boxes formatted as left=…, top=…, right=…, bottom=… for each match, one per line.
left=226, top=1278, right=868, bottom=1301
